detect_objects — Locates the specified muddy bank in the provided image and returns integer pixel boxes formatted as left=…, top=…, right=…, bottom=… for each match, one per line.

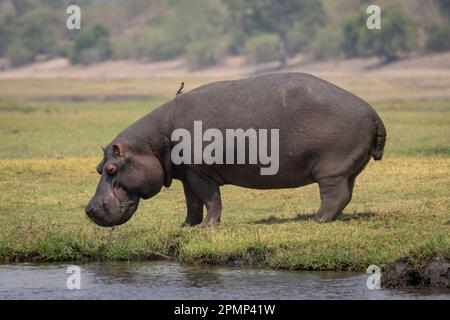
left=383, top=257, right=449, bottom=288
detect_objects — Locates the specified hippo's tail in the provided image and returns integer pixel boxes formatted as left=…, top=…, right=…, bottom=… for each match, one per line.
left=372, top=115, right=386, bottom=161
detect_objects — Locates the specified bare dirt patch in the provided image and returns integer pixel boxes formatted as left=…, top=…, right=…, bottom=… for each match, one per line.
left=383, top=257, right=449, bottom=288
left=1, top=53, right=450, bottom=102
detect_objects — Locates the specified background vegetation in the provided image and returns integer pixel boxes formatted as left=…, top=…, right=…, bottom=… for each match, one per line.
left=0, top=0, right=449, bottom=68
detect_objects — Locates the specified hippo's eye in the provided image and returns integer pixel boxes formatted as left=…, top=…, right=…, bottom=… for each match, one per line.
left=106, top=164, right=118, bottom=176
left=96, top=160, right=105, bottom=175
left=113, top=144, right=122, bottom=157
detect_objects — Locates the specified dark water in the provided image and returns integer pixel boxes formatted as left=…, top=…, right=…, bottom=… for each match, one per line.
left=0, top=262, right=448, bottom=300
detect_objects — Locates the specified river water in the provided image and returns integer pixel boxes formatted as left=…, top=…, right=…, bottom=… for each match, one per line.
left=0, top=262, right=448, bottom=300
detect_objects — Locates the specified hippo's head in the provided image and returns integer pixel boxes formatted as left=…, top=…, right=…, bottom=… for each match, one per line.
left=85, top=137, right=166, bottom=227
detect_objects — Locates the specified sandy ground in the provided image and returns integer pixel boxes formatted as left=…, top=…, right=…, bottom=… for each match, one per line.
left=1, top=52, right=450, bottom=79
left=1, top=53, right=450, bottom=102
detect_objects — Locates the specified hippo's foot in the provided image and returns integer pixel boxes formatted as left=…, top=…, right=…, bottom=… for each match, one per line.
left=194, top=218, right=221, bottom=228
left=313, top=214, right=338, bottom=223
left=181, top=221, right=196, bottom=228
left=181, top=216, right=204, bottom=227
left=181, top=216, right=204, bottom=228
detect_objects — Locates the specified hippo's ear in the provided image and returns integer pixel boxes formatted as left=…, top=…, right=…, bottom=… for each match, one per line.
left=160, top=139, right=173, bottom=188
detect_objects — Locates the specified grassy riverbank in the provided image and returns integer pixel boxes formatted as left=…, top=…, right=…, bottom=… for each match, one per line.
left=0, top=79, right=449, bottom=271
left=0, top=155, right=448, bottom=270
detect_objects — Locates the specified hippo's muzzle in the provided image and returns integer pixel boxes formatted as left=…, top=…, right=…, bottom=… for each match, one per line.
left=85, top=173, right=140, bottom=227
left=85, top=197, right=140, bottom=227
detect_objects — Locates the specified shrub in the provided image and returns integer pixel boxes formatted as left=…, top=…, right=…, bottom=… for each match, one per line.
left=71, top=24, right=112, bottom=65
left=228, top=29, right=247, bottom=55
left=72, top=48, right=103, bottom=65
left=2, top=8, right=57, bottom=65
left=112, top=35, right=139, bottom=60
left=55, top=42, right=73, bottom=58
left=6, top=41, right=34, bottom=67
left=113, top=26, right=186, bottom=61
left=185, top=38, right=228, bottom=69
left=17, top=8, right=58, bottom=60
left=310, top=27, right=343, bottom=61
left=0, top=17, right=15, bottom=57
left=145, top=29, right=185, bottom=61
left=342, top=5, right=417, bottom=62
left=342, top=13, right=367, bottom=58
left=426, top=24, right=450, bottom=52
left=244, top=34, right=280, bottom=64
left=286, top=23, right=311, bottom=56
left=364, top=5, right=417, bottom=62
left=20, top=15, right=56, bottom=56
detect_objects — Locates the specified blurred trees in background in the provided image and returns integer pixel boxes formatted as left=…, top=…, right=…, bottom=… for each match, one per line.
left=436, top=0, right=450, bottom=15
left=343, top=5, right=417, bottom=63
left=226, top=0, right=325, bottom=67
left=0, top=0, right=449, bottom=68
left=4, top=7, right=59, bottom=66
left=427, top=0, right=450, bottom=52
left=70, top=24, right=112, bottom=64
left=427, top=24, right=450, bottom=52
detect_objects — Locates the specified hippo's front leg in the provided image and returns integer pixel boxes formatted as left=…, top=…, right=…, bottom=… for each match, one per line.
left=181, top=181, right=203, bottom=227
left=185, top=169, right=222, bottom=227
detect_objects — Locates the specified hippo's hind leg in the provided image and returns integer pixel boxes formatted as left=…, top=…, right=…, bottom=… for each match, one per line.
left=314, top=176, right=353, bottom=223
left=181, top=182, right=204, bottom=227
left=185, top=169, right=222, bottom=227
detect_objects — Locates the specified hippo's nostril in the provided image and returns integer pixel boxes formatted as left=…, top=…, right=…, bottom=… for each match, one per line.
left=85, top=204, right=95, bottom=218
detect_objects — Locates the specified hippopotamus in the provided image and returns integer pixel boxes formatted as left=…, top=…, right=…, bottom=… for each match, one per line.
left=85, top=73, right=386, bottom=227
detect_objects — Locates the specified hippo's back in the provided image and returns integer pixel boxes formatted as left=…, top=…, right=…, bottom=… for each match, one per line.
left=170, top=73, right=381, bottom=188
left=172, top=72, right=377, bottom=132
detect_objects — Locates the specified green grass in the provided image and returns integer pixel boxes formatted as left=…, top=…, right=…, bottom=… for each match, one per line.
left=0, top=81, right=449, bottom=271
left=0, top=99, right=166, bottom=158
left=1, top=97, right=449, bottom=158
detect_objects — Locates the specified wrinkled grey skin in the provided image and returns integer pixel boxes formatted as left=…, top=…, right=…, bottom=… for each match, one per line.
left=86, top=73, right=386, bottom=227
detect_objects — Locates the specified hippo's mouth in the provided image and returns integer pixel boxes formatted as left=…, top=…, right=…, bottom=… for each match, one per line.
left=86, top=182, right=141, bottom=227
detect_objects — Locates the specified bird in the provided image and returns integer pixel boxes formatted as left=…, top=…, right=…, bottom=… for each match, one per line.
left=176, top=82, right=185, bottom=96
